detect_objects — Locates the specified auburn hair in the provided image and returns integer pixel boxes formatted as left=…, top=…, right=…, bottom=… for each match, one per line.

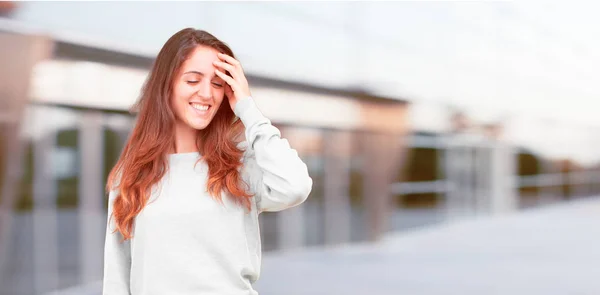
left=106, top=28, right=253, bottom=241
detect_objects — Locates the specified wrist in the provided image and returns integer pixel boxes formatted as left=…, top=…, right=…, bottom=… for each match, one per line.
left=234, top=96, right=267, bottom=128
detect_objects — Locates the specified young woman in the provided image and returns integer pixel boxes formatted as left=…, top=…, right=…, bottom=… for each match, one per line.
left=103, top=28, right=312, bottom=295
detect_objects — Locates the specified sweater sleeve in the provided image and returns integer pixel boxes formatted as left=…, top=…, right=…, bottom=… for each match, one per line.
left=102, top=189, right=131, bottom=295
left=235, top=96, right=313, bottom=213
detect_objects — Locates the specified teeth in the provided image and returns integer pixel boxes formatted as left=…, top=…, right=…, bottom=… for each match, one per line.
left=191, top=103, right=209, bottom=111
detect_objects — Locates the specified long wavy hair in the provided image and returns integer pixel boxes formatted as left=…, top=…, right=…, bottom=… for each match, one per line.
left=106, top=28, right=253, bottom=241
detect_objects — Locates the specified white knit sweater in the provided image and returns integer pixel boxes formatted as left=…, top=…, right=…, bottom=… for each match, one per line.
left=102, top=96, right=313, bottom=295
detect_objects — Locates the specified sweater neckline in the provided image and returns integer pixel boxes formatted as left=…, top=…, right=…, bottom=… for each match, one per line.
left=168, top=151, right=201, bottom=162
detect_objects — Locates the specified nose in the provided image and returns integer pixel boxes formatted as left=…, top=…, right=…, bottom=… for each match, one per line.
left=196, top=80, right=212, bottom=99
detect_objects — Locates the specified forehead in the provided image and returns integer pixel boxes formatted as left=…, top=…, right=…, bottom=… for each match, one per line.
left=181, top=45, right=220, bottom=71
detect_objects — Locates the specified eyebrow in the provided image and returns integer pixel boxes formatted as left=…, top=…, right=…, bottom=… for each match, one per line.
left=182, top=71, right=222, bottom=80
left=183, top=70, right=204, bottom=76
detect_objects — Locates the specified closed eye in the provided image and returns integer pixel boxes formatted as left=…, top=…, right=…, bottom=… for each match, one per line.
left=186, top=81, right=199, bottom=85
left=212, top=82, right=223, bottom=88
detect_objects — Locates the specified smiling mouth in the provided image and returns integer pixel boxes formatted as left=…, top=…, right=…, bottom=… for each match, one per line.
left=190, top=102, right=211, bottom=112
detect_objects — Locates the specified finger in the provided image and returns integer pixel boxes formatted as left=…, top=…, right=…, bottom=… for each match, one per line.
left=215, top=69, right=236, bottom=90
left=217, top=52, right=240, bottom=67
left=213, top=60, right=240, bottom=80
left=215, top=57, right=244, bottom=82
left=217, top=53, right=248, bottom=84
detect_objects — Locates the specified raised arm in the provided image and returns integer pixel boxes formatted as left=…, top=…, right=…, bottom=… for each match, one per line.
left=236, top=96, right=313, bottom=213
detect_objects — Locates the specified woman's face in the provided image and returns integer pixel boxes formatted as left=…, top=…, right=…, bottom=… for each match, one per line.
left=171, top=45, right=226, bottom=130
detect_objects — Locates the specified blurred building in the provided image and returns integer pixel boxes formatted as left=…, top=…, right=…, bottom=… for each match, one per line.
left=1, top=2, right=600, bottom=295
left=0, top=3, right=412, bottom=295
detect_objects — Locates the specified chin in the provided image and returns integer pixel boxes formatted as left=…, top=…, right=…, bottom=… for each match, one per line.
left=188, top=118, right=213, bottom=130
left=190, top=123, right=209, bottom=130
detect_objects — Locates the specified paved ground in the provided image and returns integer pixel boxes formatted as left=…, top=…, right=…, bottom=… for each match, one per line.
left=253, top=197, right=600, bottom=295
left=20, top=197, right=600, bottom=295
left=3, top=204, right=445, bottom=295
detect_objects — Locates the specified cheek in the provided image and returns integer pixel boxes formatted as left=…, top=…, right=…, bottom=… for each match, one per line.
left=171, top=84, right=183, bottom=103
left=171, top=85, right=190, bottom=115
left=213, top=89, right=226, bottom=106
left=172, top=83, right=195, bottom=104
left=174, top=82, right=195, bottom=99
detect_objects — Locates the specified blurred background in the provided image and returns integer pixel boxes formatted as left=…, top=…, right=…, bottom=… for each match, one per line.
left=1, top=1, right=600, bottom=295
